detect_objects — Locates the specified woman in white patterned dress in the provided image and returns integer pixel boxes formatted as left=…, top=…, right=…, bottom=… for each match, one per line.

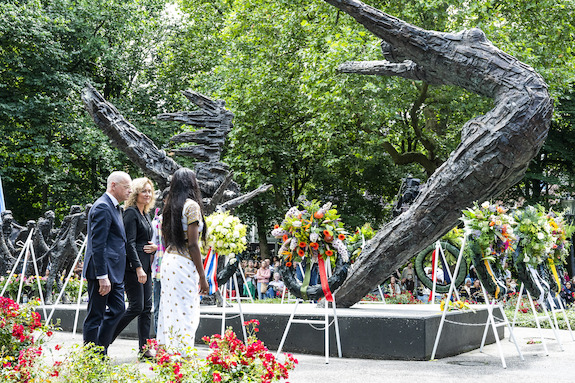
left=157, top=168, right=209, bottom=356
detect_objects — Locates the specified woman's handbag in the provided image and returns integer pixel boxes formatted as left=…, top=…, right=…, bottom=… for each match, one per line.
left=260, top=283, right=269, bottom=294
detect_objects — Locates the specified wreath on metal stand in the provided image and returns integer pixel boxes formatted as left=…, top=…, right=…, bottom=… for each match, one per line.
left=203, top=211, right=248, bottom=296
left=271, top=200, right=350, bottom=302
left=461, top=201, right=515, bottom=300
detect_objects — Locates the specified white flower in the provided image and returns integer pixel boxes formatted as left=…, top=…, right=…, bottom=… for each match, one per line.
left=290, top=238, right=297, bottom=250
left=481, top=201, right=490, bottom=209
left=537, top=232, right=545, bottom=240
left=292, top=220, right=302, bottom=228
left=310, top=233, right=319, bottom=243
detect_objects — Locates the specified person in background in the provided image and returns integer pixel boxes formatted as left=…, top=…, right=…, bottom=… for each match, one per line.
left=460, top=278, right=472, bottom=300
left=401, top=262, right=417, bottom=295
left=265, top=272, right=285, bottom=298
left=561, top=281, right=575, bottom=307
left=111, top=178, right=157, bottom=359
left=82, top=171, right=132, bottom=355
left=386, top=276, right=401, bottom=297
left=151, top=208, right=164, bottom=334
left=243, top=259, right=257, bottom=298
left=156, top=168, right=209, bottom=357
left=255, top=259, right=271, bottom=300
left=470, top=279, right=484, bottom=303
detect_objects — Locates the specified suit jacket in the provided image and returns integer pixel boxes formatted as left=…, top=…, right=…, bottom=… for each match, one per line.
left=123, top=206, right=153, bottom=273
left=83, top=193, right=127, bottom=284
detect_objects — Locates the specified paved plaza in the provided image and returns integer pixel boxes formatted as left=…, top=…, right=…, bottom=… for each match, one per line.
left=46, top=326, right=573, bottom=383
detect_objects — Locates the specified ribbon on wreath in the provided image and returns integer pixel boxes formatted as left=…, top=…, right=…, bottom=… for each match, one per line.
left=428, top=249, right=437, bottom=302
left=299, top=261, right=312, bottom=300
left=547, top=258, right=561, bottom=290
left=318, top=256, right=334, bottom=302
left=203, top=247, right=219, bottom=294
left=483, top=259, right=500, bottom=299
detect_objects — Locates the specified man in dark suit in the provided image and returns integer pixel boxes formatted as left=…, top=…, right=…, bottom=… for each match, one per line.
left=83, top=171, right=132, bottom=354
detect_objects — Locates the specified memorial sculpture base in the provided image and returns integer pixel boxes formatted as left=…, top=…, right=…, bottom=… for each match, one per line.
left=41, top=302, right=503, bottom=360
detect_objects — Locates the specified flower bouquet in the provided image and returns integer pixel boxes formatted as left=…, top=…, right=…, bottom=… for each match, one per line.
left=271, top=199, right=350, bottom=301
left=547, top=211, right=573, bottom=265
left=546, top=211, right=574, bottom=291
left=346, top=223, right=375, bottom=262
left=205, top=211, right=248, bottom=290
left=461, top=201, right=516, bottom=299
left=513, top=205, right=554, bottom=268
left=206, top=211, right=248, bottom=260
left=512, top=205, right=558, bottom=298
left=461, top=201, right=517, bottom=264
left=440, top=298, right=474, bottom=312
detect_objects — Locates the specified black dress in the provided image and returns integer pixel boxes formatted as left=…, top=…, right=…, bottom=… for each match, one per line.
left=111, top=206, right=154, bottom=351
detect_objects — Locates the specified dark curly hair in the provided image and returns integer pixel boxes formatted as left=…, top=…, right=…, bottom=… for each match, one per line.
left=162, top=168, right=207, bottom=253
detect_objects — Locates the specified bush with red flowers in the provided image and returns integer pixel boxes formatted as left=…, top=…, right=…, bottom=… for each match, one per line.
left=147, top=319, right=297, bottom=382
left=0, top=297, right=55, bottom=382
left=202, top=319, right=297, bottom=382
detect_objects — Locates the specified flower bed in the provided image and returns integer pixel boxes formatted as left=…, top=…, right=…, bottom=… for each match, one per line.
left=0, top=274, right=87, bottom=302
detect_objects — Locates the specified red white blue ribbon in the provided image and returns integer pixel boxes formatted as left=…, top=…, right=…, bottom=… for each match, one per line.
left=203, top=247, right=219, bottom=294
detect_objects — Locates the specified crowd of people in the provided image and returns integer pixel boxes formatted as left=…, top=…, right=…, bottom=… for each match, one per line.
left=228, top=257, right=286, bottom=300
left=383, top=259, right=575, bottom=308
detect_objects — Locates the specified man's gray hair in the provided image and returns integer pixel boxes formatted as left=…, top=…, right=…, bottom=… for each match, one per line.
left=107, top=171, right=130, bottom=188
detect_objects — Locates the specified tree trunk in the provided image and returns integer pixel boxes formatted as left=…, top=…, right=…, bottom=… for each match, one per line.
left=253, top=200, right=271, bottom=260
left=322, top=0, right=553, bottom=307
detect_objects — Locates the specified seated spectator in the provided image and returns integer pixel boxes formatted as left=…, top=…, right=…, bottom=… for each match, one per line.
left=470, top=279, right=485, bottom=303
left=265, top=272, right=285, bottom=298
left=459, top=278, right=472, bottom=300
left=385, top=276, right=401, bottom=297
left=506, top=278, right=517, bottom=295
left=561, top=281, right=575, bottom=307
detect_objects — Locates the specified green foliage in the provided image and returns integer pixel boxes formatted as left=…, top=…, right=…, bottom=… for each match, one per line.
left=461, top=201, right=516, bottom=264
left=2, top=0, right=575, bottom=234
left=0, top=0, right=173, bottom=223
left=346, top=223, right=376, bottom=261
left=513, top=205, right=555, bottom=267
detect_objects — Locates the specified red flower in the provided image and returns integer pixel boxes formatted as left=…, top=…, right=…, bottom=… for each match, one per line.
left=213, top=372, right=222, bottom=382
left=310, top=242, right=319, bottom=250
left=299, top=242, right=306, bottom=248
left=297, top=249, right=305, bottom=257
left=55, top=344, right=61, bottom=351
left=338, top=234, right=346, bottom=241
left=282, top=234, right=289, bottom=242
left=46, top=331, right=53, bottom=337
left=285, top=262, right=292, bottom=267
left=274, top=224, right=279, bottom=229
left=325, top=250, right=334, bottom=257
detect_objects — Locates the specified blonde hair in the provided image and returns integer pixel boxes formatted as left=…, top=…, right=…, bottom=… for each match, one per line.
left=125, top=177, right=156, bottom=213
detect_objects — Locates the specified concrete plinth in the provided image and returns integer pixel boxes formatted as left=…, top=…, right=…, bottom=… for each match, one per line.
left=40, top=302, right=503, bottom=360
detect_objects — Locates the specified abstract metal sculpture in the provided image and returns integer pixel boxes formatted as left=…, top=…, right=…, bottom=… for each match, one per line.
left=323, top=0, right=553, bottom=307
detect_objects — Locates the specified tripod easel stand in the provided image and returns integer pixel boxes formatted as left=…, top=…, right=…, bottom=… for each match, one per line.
left=200, top=256, right=248, bottom=342
left=430, top=235, right=524, bottom=368
left=275, top=257, right=342, bottom=364
left=0, top=229, right=48, bottom=320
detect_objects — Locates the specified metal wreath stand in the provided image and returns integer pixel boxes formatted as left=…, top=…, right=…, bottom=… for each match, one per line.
left=276, top=254, right=347, bottom=364
left=430, top=235, right=524, bottom=368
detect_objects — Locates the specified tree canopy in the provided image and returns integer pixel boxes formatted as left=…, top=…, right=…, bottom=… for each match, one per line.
left=1, top=0, right=574, bottom=235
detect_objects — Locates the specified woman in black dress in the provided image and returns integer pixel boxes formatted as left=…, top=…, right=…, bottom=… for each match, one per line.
left=111, top=177, right=157, bottom=358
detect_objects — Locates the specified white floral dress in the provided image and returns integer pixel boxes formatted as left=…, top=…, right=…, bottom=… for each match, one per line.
left=156, top=199, right=203, bottom=356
